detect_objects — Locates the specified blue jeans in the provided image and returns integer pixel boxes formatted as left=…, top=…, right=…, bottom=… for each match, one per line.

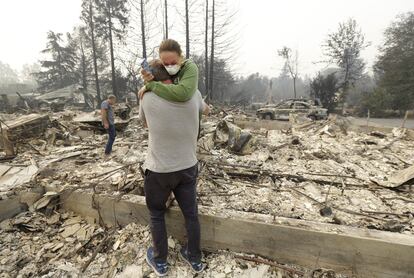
left=105, top=124, right=116, bottom=154
left=144, top=164, right=201, bottom=264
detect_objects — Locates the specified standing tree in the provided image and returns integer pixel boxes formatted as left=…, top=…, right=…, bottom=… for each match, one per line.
left=139, top=0, right=147, bottom=59
left=128, top=0, right=160, bottom=59
left=95, top=0, right=129, bottom=98
left=71, top=28, right=91, bottom=91
left=123, top=0, right=163, bottom=102
left=164, top=0, right=168, bottom=39
left=69, top=26, right=97, bottom=108
left=375, top=12, right=414, bottom=111
left=35, top=31, right=78, bottom=91
left=207, top=0, right=239, bottom=102
left=172, top=0, right=203, bottom=64
left=185, top=0, right=190, bottom=59
left=192, top=54, right=234, bottom=102
left=278, top=46, right=299, bottom=98
left=323, top=18, right=368, bottom=102
left=310, top=72, right=339, bottom=113
left=204, top=0, right=209, bottom=99
left=209, top=0, right=215, bottom=100
left=81, top=0, right=103, bottom=104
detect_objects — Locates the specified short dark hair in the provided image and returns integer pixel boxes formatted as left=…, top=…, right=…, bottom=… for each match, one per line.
left=149, top=59, right=171, bottom=82
left=159, top=39, right=182, bottom=57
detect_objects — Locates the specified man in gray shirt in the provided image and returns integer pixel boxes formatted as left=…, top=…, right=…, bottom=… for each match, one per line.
left=139, top=90, right=209, bottom=276
left=101, top=95, right=116, bottom=155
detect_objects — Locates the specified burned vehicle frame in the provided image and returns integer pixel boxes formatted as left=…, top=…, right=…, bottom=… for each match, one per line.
left=256, top=99, right=328, bottom=121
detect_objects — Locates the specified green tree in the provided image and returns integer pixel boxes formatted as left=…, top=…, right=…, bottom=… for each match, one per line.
left=375, top=12, right=414, bottom=111
left=359, top=87, right=393, bottom=117
left=95, top=0, right=129, bottom=98
left=35, top=31, right=78, bottom=91
left=323, top=18, right=368, bottom=101
left=68, top=27, right=97, bottom=108
left=192, top=54, right=234, bottom=103
left=310, top=73, right=339, bottom=113
left=73, top=27, right=92, bottom=91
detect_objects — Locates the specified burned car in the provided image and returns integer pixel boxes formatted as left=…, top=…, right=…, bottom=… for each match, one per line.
left=257, top=99, right=328, bottom=120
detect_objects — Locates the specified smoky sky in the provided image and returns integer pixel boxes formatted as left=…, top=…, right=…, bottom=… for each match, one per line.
left=0, top=0, right=413, bottom=78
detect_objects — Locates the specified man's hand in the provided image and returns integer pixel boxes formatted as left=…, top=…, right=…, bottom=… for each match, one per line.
left=138, top=86, right=147, bottom=100
left=104, top=122, right=109, bottom=129
left=140, top=69, right=154, bottom=82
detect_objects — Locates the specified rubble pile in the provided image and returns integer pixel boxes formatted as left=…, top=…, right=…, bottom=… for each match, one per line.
left=0, top=108, right=146, bottom=198
left=1, top=210, right=324, bottom=277
left=0, top=106, right=413, bottom=276
left=197, top=115, right=414, bottom=234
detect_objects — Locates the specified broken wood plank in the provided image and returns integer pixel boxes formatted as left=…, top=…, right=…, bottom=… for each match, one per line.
left=0, top=123, right=15, bottom=157
left=61, top=191, right=414, bottom=278
left=3, top=114, right=50, bottom=142
left=0, top=164, right=38, bottom=191
left=373, top=164, right=414, bottom=188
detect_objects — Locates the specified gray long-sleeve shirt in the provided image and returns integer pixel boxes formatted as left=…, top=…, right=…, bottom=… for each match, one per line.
left=139, top=90, right=206, bottom=173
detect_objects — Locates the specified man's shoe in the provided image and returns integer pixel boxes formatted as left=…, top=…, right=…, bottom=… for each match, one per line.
left=179, top=247, right=205, bottom=273
left=146, top=247, right=168, bottom=277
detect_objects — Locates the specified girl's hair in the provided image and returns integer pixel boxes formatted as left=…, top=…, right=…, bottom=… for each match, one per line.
left=159, top=39, right=182, bottom=56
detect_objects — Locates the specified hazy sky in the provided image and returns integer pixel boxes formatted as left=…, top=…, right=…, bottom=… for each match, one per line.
left=0, top=0, right=413, bottom=78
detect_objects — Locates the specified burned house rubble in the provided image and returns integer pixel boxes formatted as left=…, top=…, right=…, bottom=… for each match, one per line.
left=0, top=106, right=413, bottom=278
left=0, top=85, right=101, bottom=114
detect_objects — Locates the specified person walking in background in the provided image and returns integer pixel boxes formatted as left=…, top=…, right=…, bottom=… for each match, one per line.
left=101, top=95, right=116, bottom=155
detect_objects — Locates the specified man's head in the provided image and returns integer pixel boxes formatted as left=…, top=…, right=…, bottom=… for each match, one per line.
left=149, top=59, right=173, bottom=84
left=107, top=95, right=116, bottom=105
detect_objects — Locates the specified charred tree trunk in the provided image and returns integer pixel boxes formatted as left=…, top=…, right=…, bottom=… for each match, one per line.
left=209, top=0, right=215, bottom=101
left=79, top=40, right=92, bottom=109
left=185, top=0, right=190, bottom=59
left=293, top=77, right=297, bottom=99
left=140, top=0, right=147, bottom=59
left=205, top=0, right=209, bottom=100
left=89, top=1, right=101, bottom=106
left=107, top=3, right=118, bottom=98
left=80, top=41, right=87, bottom=90
left=164, top=0, right=168, bottom=39
left=57, top=49, right=63, bottom=88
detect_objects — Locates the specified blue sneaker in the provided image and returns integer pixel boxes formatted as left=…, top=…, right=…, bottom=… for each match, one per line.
left=146, top=247, right=168, bottom=277
left=179, top=247, right=205, bottom=273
